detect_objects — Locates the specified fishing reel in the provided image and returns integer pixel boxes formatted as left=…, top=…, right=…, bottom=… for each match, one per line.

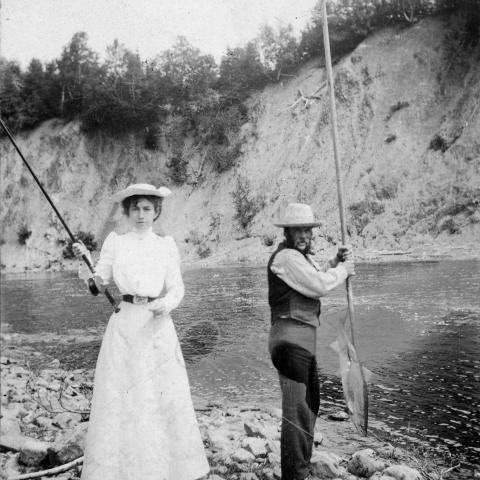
left=88, top=277, right=100, bottom=296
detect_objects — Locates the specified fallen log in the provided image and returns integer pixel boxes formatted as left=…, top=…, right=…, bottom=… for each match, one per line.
left=8, top=456, right=84, bottom=480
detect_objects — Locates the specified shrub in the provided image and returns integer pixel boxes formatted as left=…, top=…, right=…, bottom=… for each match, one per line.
left=63, top=231, right=98, bottom=259
left=167, top=155, right=188, bottom=184
left=385, top=101, right=410, bottom=121
left=196, top=243, right=211, bottom=258
left=186, top=229, right=212, bottom=258
left=209, top=143, right=242, bottom=173
left=261, top=233, right=276, bottom=247
left=371, top=177, right=399, bottom=200
left=144, top=124, right=161, bottom=150
left=17, top=225, right=32, bottom=245
left=429, top=134, right=449, bottom=152
left=437, top=216, right=460, bottom=234
left=231, top=177, right=265, bottom=230
left=349, top=199, right=385, bottom=234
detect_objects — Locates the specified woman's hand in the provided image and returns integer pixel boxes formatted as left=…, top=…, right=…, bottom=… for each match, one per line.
left=149, top=299, right=168, bottom=317
left=72, top=241, right=92, bottom=262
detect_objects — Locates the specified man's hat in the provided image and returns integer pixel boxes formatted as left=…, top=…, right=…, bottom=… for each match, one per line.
left=274, top=203, right=321, bottom=227
left=111, top=183, right=172, bottom=202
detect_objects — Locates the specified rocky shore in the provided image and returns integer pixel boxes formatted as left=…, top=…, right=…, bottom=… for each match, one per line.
left=1, top=350, right=449, bottom=480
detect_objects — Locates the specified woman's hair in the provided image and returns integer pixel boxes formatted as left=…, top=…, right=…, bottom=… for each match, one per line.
left=121, top=195, right=162, bottom=221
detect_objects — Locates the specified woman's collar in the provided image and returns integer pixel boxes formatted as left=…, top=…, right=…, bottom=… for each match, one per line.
left=129, top=227, right=153, bottom=239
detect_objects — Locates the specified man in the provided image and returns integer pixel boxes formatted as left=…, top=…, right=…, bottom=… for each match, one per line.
left=268, top=203, right=355, bottom=480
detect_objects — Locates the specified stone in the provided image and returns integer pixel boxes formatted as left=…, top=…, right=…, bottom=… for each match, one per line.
left=311, top=450, right=343, bottom=478
left=265, top=407, right=283, bottom=419
left=273, top=465, right=282, bottom=479
left=314, top=430, right=324, bottom=446
left=239, top=473, right=259, bottom=480
left=52, top=412, right=82, bottom=429
left=267, top=452, right=280, bottom=465
left=262, top=468, right=275, bottom=480
left=35, top=416, right=55, bottom=429
left=206, top=427, right=233, bottom=451
left=232, top=448, right=256, bottom=463
left=244, top=420, right=267, bottom=438
left=328, top=410, right=349, bottom=421
left=0, top=415, right=22, bottom=437
left=49, top=422, right=88, bottom=464
left=266, top=439, right=280, bottom=456
left=241, top=437, right=267, bottom=457
left=348, top=449, right=386, bottom=477
left=2, top=453, right=21, bottom=478
left=211, top=465, right=228, bottom=475
left=17, top=437, right=52, bottom=466
left=382, top=465, right=422, bottom=480
left=212, top=451, right=234, bottom=466
left=209, top=475, right=226, bottom=480
left=22, top=411, right=37, bottom=424
left=376, top=445, right=397, bottom=458
left=48, top=359, right=61, bottom=369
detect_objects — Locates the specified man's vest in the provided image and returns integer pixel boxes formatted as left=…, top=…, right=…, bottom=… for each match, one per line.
left=267, top=244, right=321, bottom=327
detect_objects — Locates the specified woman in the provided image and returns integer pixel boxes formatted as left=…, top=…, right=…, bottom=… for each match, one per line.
left=73, top=183, right=210, bottom=480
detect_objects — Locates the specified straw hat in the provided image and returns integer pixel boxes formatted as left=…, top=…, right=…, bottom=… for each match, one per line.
left=111, top=184, right=172, bottom=202
left=274, top=203, right=321, bottom=227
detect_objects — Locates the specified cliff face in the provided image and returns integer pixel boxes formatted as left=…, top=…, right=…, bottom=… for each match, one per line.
left=1, top=16, right=479, bottom=271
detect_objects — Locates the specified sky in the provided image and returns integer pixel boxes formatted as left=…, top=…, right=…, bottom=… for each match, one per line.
left=1, top=0, right=319, bottom=68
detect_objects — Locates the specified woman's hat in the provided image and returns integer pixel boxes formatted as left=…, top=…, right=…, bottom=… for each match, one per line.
left=111, top=184, right=172, bottom=202
left=274, top=203, right=321, bottom=227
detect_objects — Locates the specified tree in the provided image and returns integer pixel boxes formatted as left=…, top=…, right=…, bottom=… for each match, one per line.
left=56, top=32, right=101, bottom=118
left=218, top=41, right=268, bottom=100
left=155, top=36, right=217, bottom=103
left=20, top=59, right=61, bottom=128
left=0, top=59, right=24, bottom=131
left=257, top=24, right=300, bottom=80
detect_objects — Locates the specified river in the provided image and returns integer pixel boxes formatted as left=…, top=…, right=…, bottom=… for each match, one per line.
left=1, top=260, right=479, bottom=473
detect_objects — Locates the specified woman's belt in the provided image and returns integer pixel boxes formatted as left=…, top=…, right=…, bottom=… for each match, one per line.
left=122, top=294, right=157, bottom=305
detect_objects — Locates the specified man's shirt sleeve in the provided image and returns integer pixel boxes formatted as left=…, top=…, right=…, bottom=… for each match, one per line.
left=270, top=249, right=348, bottom=299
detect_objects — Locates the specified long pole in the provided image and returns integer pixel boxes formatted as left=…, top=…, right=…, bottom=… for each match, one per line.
left=321, top=0, right=368, bottom=437
left=0, top=117, right=118, bottom=312
left=320, top=0, right=356, bottom=341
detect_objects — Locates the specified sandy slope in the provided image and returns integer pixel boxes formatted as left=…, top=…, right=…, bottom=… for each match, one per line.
left=1, top=15, right=479, bottom=272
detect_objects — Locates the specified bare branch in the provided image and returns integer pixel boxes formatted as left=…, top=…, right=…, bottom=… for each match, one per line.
left=8, top=456, right=84, bottom=480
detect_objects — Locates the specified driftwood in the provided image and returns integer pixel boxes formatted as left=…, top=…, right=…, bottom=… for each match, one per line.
left=8, top=457, right=84, bottom=480
left=377, top=250, right=413, bottom=256
left=284, top=83, right=327, bottom=111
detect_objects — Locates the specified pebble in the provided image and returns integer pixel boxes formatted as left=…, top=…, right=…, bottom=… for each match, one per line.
left=0, top=358, right=440, bottom=480
left=328, top=410, right=350, bottom=421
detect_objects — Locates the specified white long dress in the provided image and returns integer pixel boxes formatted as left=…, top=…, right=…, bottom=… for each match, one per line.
left=80, top=229, right=210, bottom=480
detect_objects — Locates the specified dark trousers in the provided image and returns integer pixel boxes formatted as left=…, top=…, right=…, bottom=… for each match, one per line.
left=269, top=320, right=320, bottom=480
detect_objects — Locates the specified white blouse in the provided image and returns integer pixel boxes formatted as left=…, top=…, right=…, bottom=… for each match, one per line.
left=95, top=228, right=184, bottom=314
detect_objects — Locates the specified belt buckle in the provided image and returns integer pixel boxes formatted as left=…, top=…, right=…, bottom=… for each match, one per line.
left=133, top=295, right=148, bottom=305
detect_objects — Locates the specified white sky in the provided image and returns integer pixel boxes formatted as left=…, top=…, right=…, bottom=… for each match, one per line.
left=1, top=0, right=319, bottom=68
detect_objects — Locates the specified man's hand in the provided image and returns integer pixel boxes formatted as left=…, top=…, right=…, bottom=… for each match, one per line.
left=149, top=299, right=168, bottom=317
left=329, top=244, right=354, bottom=268
left=336, top=244, right=353, bottom=262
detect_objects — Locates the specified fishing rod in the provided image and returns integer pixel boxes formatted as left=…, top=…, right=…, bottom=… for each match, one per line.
left=0, top=117, right=119, bottom=313
left=320, top=0, right=368, bottom=434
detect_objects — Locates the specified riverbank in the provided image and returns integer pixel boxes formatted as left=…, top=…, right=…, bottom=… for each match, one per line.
left=1, top=237, right=479, bottom=274
left=0, top=347, right=459, bottom=480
